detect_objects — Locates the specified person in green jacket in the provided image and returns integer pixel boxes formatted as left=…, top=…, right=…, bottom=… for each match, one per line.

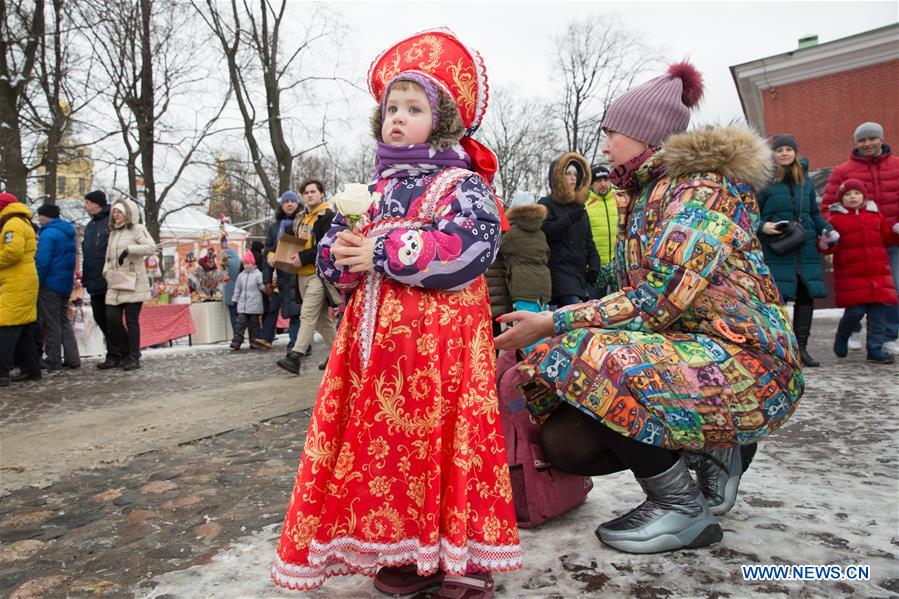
left=586, top=165, right=620, bottom=297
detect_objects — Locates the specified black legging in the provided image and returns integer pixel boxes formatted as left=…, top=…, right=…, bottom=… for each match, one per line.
left=540, top=403, right=677, bottom=478
left=106, top=302, right=143, bottom=360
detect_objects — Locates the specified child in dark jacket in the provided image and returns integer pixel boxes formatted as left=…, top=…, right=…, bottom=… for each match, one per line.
left=823, top=179, right=899, bottom=363
left=230, top=251, right=265, bottom=350
left=499, top=203, right=552, bottom=355
left=501, top=203, right=552, bottom=312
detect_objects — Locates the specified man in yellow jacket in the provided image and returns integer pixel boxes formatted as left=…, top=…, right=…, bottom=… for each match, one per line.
left=585, top=165, right=620, bottom=297
left=0, top=193, right=42, bottom=386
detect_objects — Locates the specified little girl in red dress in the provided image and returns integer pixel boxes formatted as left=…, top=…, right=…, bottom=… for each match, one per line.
left=271, top=29, right=521, bottom=598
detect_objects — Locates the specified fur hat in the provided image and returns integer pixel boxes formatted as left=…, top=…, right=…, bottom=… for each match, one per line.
left=602, top=62, right=704, bottom=146
left=839, top=178, right=867, bottom=199
left=854, top=122, right=883, bottom=143
left=37, top=203, right=61, bottom=219
left=84, top=190, right=107, bottom=207
left=770, top=134, right=798, bottom=152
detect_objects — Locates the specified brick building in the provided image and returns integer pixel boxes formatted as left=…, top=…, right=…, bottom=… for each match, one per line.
left=731, top=24, right=898, bottom=308
left=730, top=23, right=898, bottom=172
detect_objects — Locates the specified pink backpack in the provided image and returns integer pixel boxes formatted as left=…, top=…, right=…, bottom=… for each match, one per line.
left=496, top=350, right=593, bottom=529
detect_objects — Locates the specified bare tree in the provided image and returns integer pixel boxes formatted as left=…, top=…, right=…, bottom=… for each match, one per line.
left=196, top=0, right=352, bottom=211
left=554, top=15, right=655, bottom=164
left=0, top=0, right=44, bottom=199
left=79, top=0, right=228, bottom=240
left=478, top=87, right=560, bottom=201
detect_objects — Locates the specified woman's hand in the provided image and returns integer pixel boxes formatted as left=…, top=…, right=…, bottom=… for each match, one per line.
left=333, top=230, right=375, bottom=273
left=494, top=311, right=555, bottom=351
left=761, top=222, right=781, bottom=236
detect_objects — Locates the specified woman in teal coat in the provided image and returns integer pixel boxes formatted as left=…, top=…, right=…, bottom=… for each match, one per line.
left=758, top=135, right=832, bottom=367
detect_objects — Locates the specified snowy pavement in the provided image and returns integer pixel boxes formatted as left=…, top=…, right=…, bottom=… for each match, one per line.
left=138, top=314, right=899, bottom=599
left=2, top=313, right=898, bottom=598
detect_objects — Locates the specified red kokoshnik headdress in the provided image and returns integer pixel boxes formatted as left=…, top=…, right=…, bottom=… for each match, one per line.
left=368, top=28, right=508, bottom=229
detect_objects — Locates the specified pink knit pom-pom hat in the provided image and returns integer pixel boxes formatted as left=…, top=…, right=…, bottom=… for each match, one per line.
left=601, top=61, right=704, bottom=146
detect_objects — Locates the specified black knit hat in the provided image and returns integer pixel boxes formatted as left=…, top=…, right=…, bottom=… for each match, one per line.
left=770, top=134, right=798, bottom=152
left=84, top=190, right=107, bottom=207
left=37, top=203, right=61, bottom=219
left=591, top=164, right=610, bottom=180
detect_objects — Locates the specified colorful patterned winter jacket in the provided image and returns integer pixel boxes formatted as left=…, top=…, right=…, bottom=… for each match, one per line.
left=552, top=125, right=800, bottom=370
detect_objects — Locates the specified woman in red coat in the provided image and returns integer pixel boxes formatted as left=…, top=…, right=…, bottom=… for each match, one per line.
left=824, top=179, right=899, bottom=363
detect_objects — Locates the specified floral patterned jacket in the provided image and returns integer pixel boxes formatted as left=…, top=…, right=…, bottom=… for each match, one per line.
left=553, top=126, right=800, bottom=369
left=318, top=170, right=501, bottom=292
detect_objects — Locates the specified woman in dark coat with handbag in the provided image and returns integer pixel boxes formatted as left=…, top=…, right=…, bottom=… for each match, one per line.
left=758, top=135, right=833, bottom=367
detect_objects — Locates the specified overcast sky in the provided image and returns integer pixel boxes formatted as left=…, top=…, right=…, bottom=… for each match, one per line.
left=329, top=0, right=896, bottom=128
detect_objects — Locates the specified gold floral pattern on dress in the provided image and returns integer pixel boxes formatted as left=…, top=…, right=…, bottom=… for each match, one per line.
left=361, top=504, right=404, bottom=541
left=368, top=476, right=392, bottom=498
left=289, top=514, right=321, bottom=550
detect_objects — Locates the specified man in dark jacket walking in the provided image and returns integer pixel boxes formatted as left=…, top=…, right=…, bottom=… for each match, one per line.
left=36, top=203, right=80, bottom=370
left=538, top=152, right=600, bottom=307
left=82, top=190, right=111, bottom=347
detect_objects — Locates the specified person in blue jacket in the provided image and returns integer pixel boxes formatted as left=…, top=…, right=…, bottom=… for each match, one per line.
left=82, top=190, right=111, bottom=349
left=35, top=203, right=80, bottom=369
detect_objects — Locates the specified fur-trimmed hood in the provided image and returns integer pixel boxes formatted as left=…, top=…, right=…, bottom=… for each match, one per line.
left=506, top=203, right=547, bottom=232
left=662, top=125, right=774, bottom=191
left=547, top=151, right=591, bottom=205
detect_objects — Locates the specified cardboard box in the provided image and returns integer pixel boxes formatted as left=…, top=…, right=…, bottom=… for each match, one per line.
left=272, top=234, right=305, bottom=274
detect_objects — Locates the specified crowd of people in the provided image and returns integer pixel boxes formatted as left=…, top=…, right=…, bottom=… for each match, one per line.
left=0, top=190, right=164, bottom=386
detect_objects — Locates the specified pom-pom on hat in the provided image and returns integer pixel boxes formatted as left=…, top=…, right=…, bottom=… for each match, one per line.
left=601, top=61, right=704, bottom=146
left=242, top=250, right=256, bottom=265
left=770, top=134, right=798, bottom=152
left=839, top=178, right=867, bottom=198
left=368, top=28, right=489, bottom=136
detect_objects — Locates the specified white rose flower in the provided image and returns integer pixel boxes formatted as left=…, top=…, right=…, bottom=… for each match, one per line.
left=334, top=183, right=379, bottom=217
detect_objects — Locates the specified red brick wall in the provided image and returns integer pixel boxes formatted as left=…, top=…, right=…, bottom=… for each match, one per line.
left=762, top=59, right=899, bottom=170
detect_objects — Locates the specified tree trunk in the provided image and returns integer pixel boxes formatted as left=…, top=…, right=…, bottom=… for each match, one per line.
left=137, top=0, right=158, bottom=241
left=0, top=0, right=45, bottom=201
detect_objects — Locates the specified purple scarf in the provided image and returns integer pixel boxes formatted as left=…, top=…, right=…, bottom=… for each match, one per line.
left=374, top=141, right=471, bottom=179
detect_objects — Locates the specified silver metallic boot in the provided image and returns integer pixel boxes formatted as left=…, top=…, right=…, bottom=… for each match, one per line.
left=693, top=447, right=743, bottom=516
left=596, top=457, right=722, bottom=553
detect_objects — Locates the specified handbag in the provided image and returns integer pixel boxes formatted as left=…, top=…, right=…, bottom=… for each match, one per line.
left=106, top=270, right=137, bottom=291
left=496, top=351, right=593, bottom=528
left=766, top=180, right=806, bottom=256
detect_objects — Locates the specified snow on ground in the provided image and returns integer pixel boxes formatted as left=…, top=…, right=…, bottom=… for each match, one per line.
left=138, top=346, right=899, bottom=599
